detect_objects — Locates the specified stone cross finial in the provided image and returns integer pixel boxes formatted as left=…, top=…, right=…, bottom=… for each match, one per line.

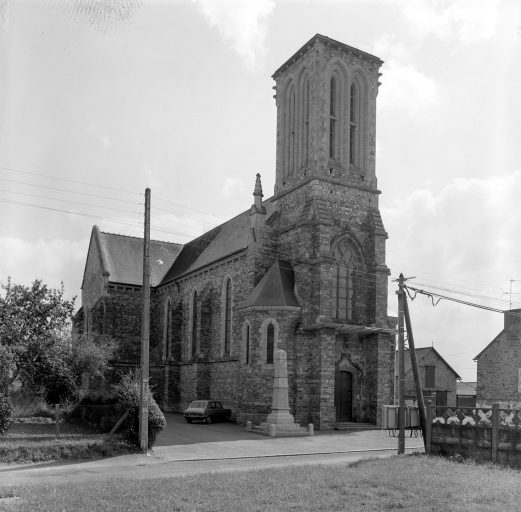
left=253, top=173, right=263, bottom=210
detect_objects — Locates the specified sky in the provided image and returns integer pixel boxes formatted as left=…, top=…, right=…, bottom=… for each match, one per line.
left=1, top=0, right=520, bottom=382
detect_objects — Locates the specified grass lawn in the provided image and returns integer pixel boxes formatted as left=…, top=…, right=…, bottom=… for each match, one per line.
left=0, top=454, right=519, bottom=511
left=0, top=436, right=139, bottom=465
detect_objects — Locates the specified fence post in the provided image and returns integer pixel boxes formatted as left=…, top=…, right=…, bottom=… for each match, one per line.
left=425, top=400, right=432, bottom=454
left=55, top=404, right=60, bottom=438
left=491, top=403, right=499, bottom=463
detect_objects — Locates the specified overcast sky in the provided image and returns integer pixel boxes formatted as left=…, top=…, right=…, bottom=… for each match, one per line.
left=1, top=0, right=520, bottom=381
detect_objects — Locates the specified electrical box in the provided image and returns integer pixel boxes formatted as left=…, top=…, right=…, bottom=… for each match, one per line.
left=382, top=405, right=399, bottom=429
left=406, top=406, right=420, bottom=428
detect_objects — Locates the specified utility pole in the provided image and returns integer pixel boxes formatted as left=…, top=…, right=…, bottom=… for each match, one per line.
left=396, top=273, right=406, bottom=454
left=139, top=188, right=151, bottom=453
left=403, top=293, right=427, bottom=447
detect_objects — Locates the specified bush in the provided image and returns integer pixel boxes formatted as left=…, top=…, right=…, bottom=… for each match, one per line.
left=0, top=394, right=14, bottom=436
left=112, top=370, right=166, bottom=449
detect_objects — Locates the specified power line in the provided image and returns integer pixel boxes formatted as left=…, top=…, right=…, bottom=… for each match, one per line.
left=154, top=196, right=228, bottom=221
left=0, top=177, right=141, bottom=205
left=0, top=165, right=142, bottom=196
left=405, top=285, right=521, bottom=317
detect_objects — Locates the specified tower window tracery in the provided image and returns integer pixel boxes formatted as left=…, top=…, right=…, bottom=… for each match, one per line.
left=329, top=77, right=337, bottom=159
left=349, top=83, right=358, bottom=166
left=331, top=238, right=363, bottom=321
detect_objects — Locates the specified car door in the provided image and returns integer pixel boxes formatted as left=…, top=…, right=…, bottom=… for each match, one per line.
left=214, top=401, right=224, bottom=420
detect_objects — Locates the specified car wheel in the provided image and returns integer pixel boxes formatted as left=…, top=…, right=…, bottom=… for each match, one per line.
left=185, top=418, right=192, bottom=423
left=205, top=416, right=212, bottom=424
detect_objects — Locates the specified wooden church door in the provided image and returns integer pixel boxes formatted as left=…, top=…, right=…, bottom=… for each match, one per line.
left=335, top=371, right=353, bottom=421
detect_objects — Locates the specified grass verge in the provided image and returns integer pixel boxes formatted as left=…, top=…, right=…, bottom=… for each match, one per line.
left=0, top=436, right=139, bottom=465
left=1, top=453, right=519, bottom=511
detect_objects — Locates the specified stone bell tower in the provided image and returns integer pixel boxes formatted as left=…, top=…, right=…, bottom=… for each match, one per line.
left=266, top=34, right=394, bottom=428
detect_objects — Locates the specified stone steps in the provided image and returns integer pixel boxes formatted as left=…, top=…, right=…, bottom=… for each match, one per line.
left=334, top=422, right=379, bottom=431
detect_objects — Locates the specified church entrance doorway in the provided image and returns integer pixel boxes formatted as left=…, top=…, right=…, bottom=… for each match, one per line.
left=335, top=370, right=353, bottom=421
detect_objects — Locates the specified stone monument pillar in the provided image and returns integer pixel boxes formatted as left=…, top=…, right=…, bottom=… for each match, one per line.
left=261, top=348, right=301, bottom=431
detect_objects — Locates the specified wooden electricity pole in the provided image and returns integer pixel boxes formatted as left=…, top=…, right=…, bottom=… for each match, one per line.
left=139, top=188, right=151, bottom=453
left=403, top=293, right=427, bottom=447
left=397, top=273, right=406, bottom=454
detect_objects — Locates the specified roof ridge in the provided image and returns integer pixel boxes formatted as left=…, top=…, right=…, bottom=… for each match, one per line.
left=100, top=231, right=182, bottom=245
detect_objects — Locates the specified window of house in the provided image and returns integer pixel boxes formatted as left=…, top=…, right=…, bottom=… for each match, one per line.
left=191, top=291, right=198, bottom=358
left=224, top=279, right=232, bottom=355
left=331, top=238, right=361, bottom=321
left=425, top=365, right=435, bottom=388
left=266, top=323, right=274, bottom=364
left=349, top=83, right=357, bottom=165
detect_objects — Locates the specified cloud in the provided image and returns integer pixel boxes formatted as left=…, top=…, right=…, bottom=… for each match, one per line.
left=0, top=237, right=87, bottom=303
left=191, top=0, right=275, bottom=71
left=383, top=170, right=521, bottom=380
left=85, top=123, right=111, bottom=148
left=398, top=0, right=501, bottom=44
left=372, top=36, right=439, bottom=118
left=221, top=177, right=247, bottom=199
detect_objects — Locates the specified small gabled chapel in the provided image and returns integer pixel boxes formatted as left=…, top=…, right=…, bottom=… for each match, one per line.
left=76, top=34, right=397, bottom=429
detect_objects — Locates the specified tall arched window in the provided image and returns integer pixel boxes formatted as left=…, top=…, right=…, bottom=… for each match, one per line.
left=245, top=323, right=250, bottom=364
left=303, top=79, right=310, bottom=164
left=163, top=299, right=172, bottom=360
left=191, top=290, right=198, bottom=358
left=349, top=83, right=357, bottom=166
left=290, top=88, right=296, bottom=174
left=266, top=323, right=275, bottom=364
left=224, top=278, right=232, bottom=354
left=331, top=238, right=362, bottom=321
left=329, top=77, right=337, bottom=159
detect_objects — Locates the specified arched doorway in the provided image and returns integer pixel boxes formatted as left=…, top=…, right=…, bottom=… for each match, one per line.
left=335, top=370, right=353, bottom=421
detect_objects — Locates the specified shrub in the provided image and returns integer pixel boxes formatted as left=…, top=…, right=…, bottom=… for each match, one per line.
left=0, top=394, right=14, bottom=436
left=112, top=370, right=166, bottom=449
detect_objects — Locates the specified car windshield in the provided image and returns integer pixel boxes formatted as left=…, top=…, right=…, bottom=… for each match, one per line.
left=189, top=401, right=206, bottom=408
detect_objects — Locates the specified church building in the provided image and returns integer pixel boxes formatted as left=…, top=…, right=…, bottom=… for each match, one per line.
left=77, top=34, right=396, bottom=429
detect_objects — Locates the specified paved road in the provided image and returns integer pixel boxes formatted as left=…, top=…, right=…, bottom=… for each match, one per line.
left=0, top=413, right=424, bottom=486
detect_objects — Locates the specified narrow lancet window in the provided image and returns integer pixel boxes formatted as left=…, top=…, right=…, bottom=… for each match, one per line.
left=224, top=279, right=232, bottom=354
left=266, top=323, right=274, bottom=364
left=349, top=83, right=357, bottom=165
left=245, top=324, right=250, bottom=365
left=304, top=80, right=310, bottom=164
left=191, top=291, right=198, bottom=357
left=290, top=89, right=296, bottom=174
left=329, top=77, right=337, bottom=159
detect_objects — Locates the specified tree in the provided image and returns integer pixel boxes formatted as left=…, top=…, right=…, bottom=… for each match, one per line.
left=0, top=278, right=118, bottom=402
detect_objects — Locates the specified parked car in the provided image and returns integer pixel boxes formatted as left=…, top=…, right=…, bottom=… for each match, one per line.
left=184, top=400, right=232, bottom=424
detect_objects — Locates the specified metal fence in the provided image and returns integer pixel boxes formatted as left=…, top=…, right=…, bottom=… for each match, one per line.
left=7, top=404, right=130, bottom=438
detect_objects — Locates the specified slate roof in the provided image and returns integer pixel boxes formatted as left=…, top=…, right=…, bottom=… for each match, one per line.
left=402, top=347, right=461, bottom=380
left=238, top=259, right=301, bottom=309
left=95, top=229, right=182, bottom=287
left=457, top=381, right=476, bottom=396
left=160, top=198, right=274, bottom=285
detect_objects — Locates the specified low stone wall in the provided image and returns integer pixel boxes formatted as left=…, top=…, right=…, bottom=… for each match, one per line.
left=426, top=403, right=521, bottom=468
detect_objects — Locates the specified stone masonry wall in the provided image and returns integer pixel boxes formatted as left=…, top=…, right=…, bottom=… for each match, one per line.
left=477, top=329, right=521, bottom=402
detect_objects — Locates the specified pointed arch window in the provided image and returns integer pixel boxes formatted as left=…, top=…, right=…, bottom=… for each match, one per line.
left=245, top=323, right=250, bottom=365
left=329, top=77, right=337, bottom=159
left=331, top=238, right=362, bottom=321
left=224, top=278, right=232, bottom=354
left=304, top=78, right=310, bottom=164
left=163, top=299, right=172, bottom=360
left=290, top=88, right=296, bottom=174
left=349, top=83, right=358, bottom=166
left=266, top=323, right=275, bottom=364
left=191, top=290, right=198, bottom=358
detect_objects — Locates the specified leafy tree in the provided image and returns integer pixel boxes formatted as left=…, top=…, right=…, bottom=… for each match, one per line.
left=0, top=278, right=118, bottom=403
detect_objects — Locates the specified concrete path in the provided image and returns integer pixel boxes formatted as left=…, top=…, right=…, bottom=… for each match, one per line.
left=0, top=413, right=424, bottom=486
